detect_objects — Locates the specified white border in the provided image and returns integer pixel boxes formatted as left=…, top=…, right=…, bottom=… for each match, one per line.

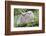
left=11, top=5, right=42, bottom=31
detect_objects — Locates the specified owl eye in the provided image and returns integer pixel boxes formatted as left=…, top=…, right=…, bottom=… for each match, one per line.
left=28, top=13, right=31, bottom=15
left=22, top=14, right=25, bottom=16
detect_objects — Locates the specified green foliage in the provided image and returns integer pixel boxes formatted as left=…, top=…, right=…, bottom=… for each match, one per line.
left=34, top=16, right=39, bottom=26
left=14, top=8, right=27, bottom=15
left=17, top=23, right=27, bottom=27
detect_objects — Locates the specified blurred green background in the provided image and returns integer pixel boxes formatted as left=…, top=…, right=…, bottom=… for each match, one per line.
left=14, top=8, right=39, bottom=27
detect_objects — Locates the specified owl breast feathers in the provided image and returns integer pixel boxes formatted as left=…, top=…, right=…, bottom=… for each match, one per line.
left=20, top=11, right=34, bottom=24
